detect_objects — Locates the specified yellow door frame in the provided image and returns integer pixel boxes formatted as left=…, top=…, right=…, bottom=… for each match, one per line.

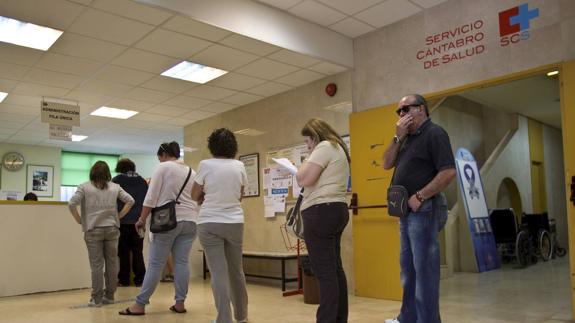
left=351, top=61, right=575, bottom=317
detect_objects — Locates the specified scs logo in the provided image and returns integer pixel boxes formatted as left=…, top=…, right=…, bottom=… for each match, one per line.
left=499, top=3, right=539, bottom=46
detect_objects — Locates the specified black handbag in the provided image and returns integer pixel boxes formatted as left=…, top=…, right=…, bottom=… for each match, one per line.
left=150, top=167, right=191, bottom=233
left=285, top=188, right=304, bottom=239
left=387, top=185, right=409, bottom=217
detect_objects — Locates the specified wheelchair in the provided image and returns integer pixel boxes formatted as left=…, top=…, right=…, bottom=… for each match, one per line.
left=488, top=209, right=555, bottom=267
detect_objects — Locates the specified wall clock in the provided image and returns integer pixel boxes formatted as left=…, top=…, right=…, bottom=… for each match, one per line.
left=2, top=152, right=25, bottom=171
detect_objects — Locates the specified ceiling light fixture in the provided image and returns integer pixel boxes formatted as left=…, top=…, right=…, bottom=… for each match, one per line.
left=71, top=135, right=88, bottom=142
left=0, top=16, right=63, bottom=51
left=546, top=70, right=559, bottom=77
left=0, top=91, right=7, bottom=103
left=90, top=106, right=139, bottom=119
left=161, top=61, right=228, bottom=84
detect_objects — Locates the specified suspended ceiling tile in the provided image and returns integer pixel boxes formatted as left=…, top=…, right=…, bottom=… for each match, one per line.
left=317, top=0, right=383, bottom=15
left=355, top=0, right=421, bottom=28
left=94, top=65, right=155, bottom=86
left=221, top=93, right=263, bottom=106
left=122, top=87, right=175, bottom=104
left=410, top=0, right=447, bottom=9
left=23, top=68, right=84, bottom=89
left=0, top=43, right=44, bottom=66
left=191, top=44, right=258, bottom=71
left=140, top=76, right=197, bottom=94
left=289, top=1, right=347, bottom=27
left=207, top=73, right=266, bottom=91
left=0, top=103, right=39, bottom=116
left=329, top=17, right=375, bottom=38
left=50, top=33, right=127, bottom=63
left=0, top=62, right=29, bottom=80
left=161, top=117, right=197, bottom=127
left=184, top=85, right=237, bottom=101
left=0, top=78, right=19, bottom=92
left=13, top=130, right=49, bottom=140
left=181, top=109, right=216, bottom=120
left=219, top=34, right=281, bottom=56
left=200, top=102, right=237, bottom=114
left=0, top=127, right=17, bottom=135
left=68, top=8, right=155, bottom=45
left=0, top=120, right=27, bottom=130
left=275, top=69, right=324, bottom=87
left=68, top=0, right=92, bottom=4
left=65, top=90, right=113, bottom=106
left=7, top=138, right=44, bottom=145
left=162, top=15, right=232, bottom=42
left=145, top=105, right=190, bottom=117
left=163, top=95, right=212, bottom=109
left=256, top=0, right=303, bottom=10
left=91, top=0, right=173, bottom=25
left=268, top=50, right=321, bottom=68
left=130, top=112, right=172, bottom=123
left=308, top=61, right=347, bottom=74
left=112, top=48, right=180, bottom=74
left=235, top=58, right=299, bottom=80
left=0, top=0, right=85, bottom=30
left=79, top=79, right=134, bottom=97
left=107, top=98, right=155, bottom=111
left=245, top=82, right=292, bottom=97
left=12, top=82, right=70, bottom=98
left=0, top=113, right=37, bottom=123
left=35, top=53, right=104, bottom=77
left=135, top=29, right=212, bottom=59
left=2, top=94, right=40, bottom=107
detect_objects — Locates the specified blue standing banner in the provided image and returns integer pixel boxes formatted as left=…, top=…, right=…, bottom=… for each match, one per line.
left=455, top=148, right=500, bottom=272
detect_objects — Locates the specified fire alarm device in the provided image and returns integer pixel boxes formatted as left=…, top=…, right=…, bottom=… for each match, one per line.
left=325, top=83, right=337, bottom=97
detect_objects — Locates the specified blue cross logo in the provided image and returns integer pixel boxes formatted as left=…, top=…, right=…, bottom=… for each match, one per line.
left=510, top=3, right=539, bottom=31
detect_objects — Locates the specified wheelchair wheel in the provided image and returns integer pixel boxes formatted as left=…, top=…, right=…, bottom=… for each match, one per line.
left=515, top=230, right=530, bottom=268
left=538, top=229, right=552, bottom=261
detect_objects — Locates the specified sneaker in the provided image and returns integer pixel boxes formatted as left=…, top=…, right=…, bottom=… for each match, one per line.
left=88, top=299, right=102, bottom=307
left=384, top=319, right=400, bottom=323
left=102, top=297, right=115, bottom=305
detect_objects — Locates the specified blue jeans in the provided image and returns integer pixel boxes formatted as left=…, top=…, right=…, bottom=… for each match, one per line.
left=135, top=221, right=197, bottom=306
left=397, top=194, right=447, bottom=323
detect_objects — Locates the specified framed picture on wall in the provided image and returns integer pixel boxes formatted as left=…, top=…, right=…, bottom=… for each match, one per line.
left=239, top=153, right=260, bottom=197
left=27, top=165, right=54, bottom=197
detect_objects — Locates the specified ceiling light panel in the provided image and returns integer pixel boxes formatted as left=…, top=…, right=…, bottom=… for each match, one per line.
left=161, top=61, right=228, bottom=84
left=0, top=16, right=63, bottom=51
left=0, top=91, right=7, bottom=103
left=90, top=106, right=139, bottom=119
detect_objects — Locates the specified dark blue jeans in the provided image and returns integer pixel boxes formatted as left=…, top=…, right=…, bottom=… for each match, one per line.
left=397, top=194, right=447, bottom=323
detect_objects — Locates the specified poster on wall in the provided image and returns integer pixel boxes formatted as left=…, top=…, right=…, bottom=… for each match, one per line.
left=27, top=165, right=54, bottom=197
left=239, top=153, right=259, bottom=197
left=455, top=148, right=500, bottom=272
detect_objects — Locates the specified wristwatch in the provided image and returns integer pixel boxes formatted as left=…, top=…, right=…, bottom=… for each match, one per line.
left=415, top=191, right=426, bottom=203
left=393, top=135, right=402, bottom=144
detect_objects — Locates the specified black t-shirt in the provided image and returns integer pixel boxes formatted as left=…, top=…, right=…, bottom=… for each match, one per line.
left=392, top=119, right=455, bottom=197
left=112, top=172, right=148, bottom=224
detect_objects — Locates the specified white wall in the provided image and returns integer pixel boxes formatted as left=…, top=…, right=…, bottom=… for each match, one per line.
left=0, top=144, right=61, bottom=201
left=543, top=125, right=567, bottom=248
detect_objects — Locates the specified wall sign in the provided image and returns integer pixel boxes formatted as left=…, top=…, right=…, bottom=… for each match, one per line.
left=239, top=153, right=260, bottom=197
left=49, top=124, right=73, bottom=141
left=41, top=100, right=80, bottom=126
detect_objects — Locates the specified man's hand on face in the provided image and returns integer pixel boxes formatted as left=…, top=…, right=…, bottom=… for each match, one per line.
left=396, top=114, right=413, bottom=139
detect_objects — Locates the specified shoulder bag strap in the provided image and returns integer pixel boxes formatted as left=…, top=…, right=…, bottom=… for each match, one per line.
left=175, top=167, right=192, bottom=203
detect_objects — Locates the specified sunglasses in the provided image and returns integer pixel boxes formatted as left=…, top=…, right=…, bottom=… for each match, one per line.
left=396, top=104, right=421, bottom=115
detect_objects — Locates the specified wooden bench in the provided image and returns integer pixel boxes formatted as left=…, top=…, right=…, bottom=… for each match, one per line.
left=201, top=250, right=304, bottom=291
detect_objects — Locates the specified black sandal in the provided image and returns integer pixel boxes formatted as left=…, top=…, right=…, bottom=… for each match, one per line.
left=119, top=307, right=145, bottom=316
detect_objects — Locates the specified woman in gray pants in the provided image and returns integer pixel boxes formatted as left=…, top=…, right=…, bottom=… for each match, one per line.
left=192, top=128, right=248, bottom=323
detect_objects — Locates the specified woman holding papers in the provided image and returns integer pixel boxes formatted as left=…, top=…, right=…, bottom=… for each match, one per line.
left=295, top=118, right=350, bottom=323
left=191, top=128, right=249, bottom=323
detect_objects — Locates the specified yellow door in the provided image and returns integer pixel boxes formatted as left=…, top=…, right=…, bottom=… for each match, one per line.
left=350, top=103, right=402, bottom=300
left=560, top=60, right=575, bottom=319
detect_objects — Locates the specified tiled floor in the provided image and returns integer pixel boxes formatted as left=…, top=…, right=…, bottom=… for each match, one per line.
left=0, top=258, right=572, bottom=323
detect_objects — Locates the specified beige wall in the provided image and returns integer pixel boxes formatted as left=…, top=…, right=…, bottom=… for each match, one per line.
left=0, top=144, right=61, bottom=201
left=353, top=0, right=575, bottom=111
left=184, top=72, right=354, bottom=287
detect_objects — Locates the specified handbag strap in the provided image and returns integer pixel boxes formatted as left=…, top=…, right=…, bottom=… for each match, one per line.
left=175, top=167, right=192, bottom=204
left=293, top=188, right=304, bottom=210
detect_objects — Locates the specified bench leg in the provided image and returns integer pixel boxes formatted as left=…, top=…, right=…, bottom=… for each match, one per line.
left=281, top=258, right=286, bottom=291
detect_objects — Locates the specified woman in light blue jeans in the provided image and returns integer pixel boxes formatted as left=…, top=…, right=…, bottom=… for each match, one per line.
left=120, top=142, right=199, bottom=316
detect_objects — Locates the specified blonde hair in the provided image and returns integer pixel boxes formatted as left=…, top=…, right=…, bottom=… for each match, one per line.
left=301, top=118, right=350, bottom=162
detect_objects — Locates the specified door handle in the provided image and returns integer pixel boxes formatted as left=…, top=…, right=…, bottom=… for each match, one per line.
left=348, top=193, right=387, bottom=215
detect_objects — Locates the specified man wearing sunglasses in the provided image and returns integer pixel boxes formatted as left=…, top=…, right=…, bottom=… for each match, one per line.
left=383, top=94, right=456, bottom=323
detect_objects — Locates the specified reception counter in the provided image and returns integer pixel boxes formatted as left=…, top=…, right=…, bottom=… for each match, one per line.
left=0, top=201, right=91, bottom=297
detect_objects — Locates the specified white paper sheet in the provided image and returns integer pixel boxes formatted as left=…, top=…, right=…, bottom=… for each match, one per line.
left=272, top=157, right=298, bottom=175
